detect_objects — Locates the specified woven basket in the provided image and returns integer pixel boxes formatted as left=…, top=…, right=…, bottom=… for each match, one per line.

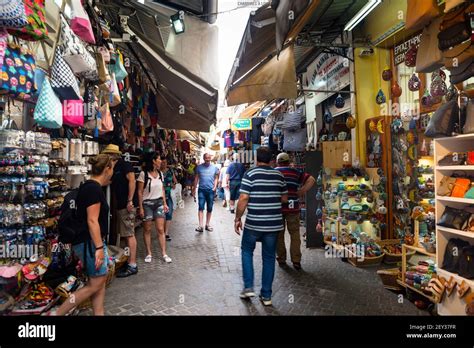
left=106, top=262, right=115, bottom=288
left=377, top=268, right=403, bottom=291
left=345, top=246, right=384, bottom=267
left=377, top=239, right=416, bottom=264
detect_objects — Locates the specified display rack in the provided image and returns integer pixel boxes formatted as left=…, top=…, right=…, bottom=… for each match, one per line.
left=434, top=133, right=474, bottom=315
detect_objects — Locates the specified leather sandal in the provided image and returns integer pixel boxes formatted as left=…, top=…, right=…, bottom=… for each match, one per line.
left=457, top=280, right=471, bottom=298
left=445, top=276, right=456, bottom=296
left=428, top=278, right=445, bottom=301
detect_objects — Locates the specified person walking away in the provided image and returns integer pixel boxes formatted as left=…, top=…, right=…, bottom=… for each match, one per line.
left=219, top=160, right=231, bottom=209
left=56, top=154, right=117, bottom=315
left=185, top=158, right=197, bottom=196
left=161, top=158, right=177, bottom=242
left=235, top=147, right=288, bottom=306
left=192, top=153, right=219, bottom=232
left=102, top=145, right=138, bottom=278
left=275, top=153, right=315, bottom=270
left=226, top=154, right=246, bottom=214
left=137, top=152, right=172, bottom=263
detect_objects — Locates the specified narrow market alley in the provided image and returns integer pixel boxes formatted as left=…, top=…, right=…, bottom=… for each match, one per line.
left=82, top=196, right=426, bottom=316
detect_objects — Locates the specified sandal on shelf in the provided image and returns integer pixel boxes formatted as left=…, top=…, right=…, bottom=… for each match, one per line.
left=457, top=280, right=471, bottom=298
left=195, top=226, right=204, bottom=232
left=428, top=278, right=445, bottom=302
left=445, top=276, right=456, bottom=296
left=205, top=225, right=213, bottom=232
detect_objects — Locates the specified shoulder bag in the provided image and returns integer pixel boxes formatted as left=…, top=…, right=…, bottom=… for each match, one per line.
left=68, top=0, right=95, bottom=44
left=50, top=46, right=81, bottom=101
left=0, top=0, right=28, bottom=29
left=7, top=0, right=48, bottom=41
left=424, top=99, right=459, bottom=138
left=62, top=99, right=84, bottom=127
left=34, top=77, right=63, bottom=129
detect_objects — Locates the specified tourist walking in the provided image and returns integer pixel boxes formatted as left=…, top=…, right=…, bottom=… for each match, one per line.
left=219, top=160, right=231, bottom=209
left=226, top=154, right=246, bottom=214
left=161, top=158, right=177, bottom=242
left=137, top=152, right=172, bottom=263
left=234, top=147, right=288, bottom=306
left=192, top=153, right=219, bottom=232
left=55, top=154, right=117, bottom=315
left=275, top=152, right=315, bottom=270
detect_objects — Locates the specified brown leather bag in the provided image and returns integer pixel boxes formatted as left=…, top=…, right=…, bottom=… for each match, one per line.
left=443, top=41, right=474, bottom=68
left=405, top=0, right=440, bottom=31
left=416, top=17, right=444, bottom=73
left=440, top=2, right=471, bottom=30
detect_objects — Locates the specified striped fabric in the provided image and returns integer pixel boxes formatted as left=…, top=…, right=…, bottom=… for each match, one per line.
left=276, top=167, right=310, bottom=213
left=240, top=166, right=288, bottom=233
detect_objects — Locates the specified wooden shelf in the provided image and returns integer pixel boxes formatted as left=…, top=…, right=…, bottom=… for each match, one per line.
left=396, top=280, right=439, bottom=303
left=435, top=196, right=474, bottom=204
left=404, top=244, right=436, bottom=258
left=436, top=226, right=474, bottom=239
left=435, top=133, right=474, bottom=141
left=436, top=165, right=474, bottom=171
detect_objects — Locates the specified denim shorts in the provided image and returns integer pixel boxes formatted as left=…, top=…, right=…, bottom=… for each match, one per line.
left=229, top=180, right=241, bottom=201
left=198, top=189, right=214, bottom=212
left=143, top=198, right=165, bottom=221
left=73, top=240, right=109, bottom=278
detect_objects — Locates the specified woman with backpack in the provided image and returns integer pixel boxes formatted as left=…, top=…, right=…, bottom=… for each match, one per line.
left=55, top=154, right=117, bottom=316
left=137, top=152, right=172, bottom=263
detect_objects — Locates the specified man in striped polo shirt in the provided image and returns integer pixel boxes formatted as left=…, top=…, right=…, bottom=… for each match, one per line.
left=275, top=152, right=315, bottom=270
left=234, top=147, right=288, bottom=306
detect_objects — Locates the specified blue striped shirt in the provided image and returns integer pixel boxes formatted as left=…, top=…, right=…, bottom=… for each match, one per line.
left=240, top=166, right=288, bottom=233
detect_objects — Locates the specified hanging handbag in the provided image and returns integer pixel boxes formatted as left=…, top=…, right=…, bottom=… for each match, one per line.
left=109, top=73, right=121, bottom=107
left=62, top=99, right=84, bottom=127
left=59, top=16, right=97, bottom=77
left=459, top=246, right=474, bottom=279
left=438, top=176, right=457, bottom=196
left=96, top=51, right=110, bottom=84
left=451, top=178, right=472, bottom=197
left=445, top=0, right=467, bottom=13
left=34, top=77, right=63, bottom=129
left=443, top=41, right=474, bottom=69
left=99, top=102, right=113, bottom=133
left=50, top=46, right=81, bottom=101
left=0, top=43, right=36, bottom=102
left=405, top=0, right=440, bottom=31
left=465, top=186, right=474, bottom=199
left=7, top=0, right=48, bottom=41
left=83, top=82, right=97, bottom=120
left=0, top=0, right=28, bottom=29
left=114, top=49, right=128, bottom=83
left=467, top=151, right=474, bottom=165
left=450, top=58, right=474, bottom=85
left=424, top=99, right=459, bottom=138
left=98, top=46, right=110, bottom=63
left=68, top=0, right=95, bottom=44
left=416, top=17, right=444, bottom=73
left=0, top=29, right=8, bottom=72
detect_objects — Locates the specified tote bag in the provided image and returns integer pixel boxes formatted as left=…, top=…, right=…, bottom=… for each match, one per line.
left=62, top=99, right=84, bottom=127
left=114, top=50, right=128, bottom=83
left=99, top=102, right=113, bottom=133
left=0, top=0, right=28, bottom=29
left=68, top=0, right=95, bottom=44
left=7, top=0, right=48, bottom=41
left=50, top=46, right=81, bottom=101
left=405, top=0, right=440, bottom=31
left=34, top=78, right=63, bottom=129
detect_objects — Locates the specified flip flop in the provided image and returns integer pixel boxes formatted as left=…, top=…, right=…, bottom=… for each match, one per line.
left=205, top=226, right=213, bottom=232
left=195, top=226, right=204, bottom=232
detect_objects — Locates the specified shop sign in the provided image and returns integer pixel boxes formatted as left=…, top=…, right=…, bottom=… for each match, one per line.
left=393, top=33, right=422, bottom=65
left=232, top=118, right=252, bottom=131
left=304, top=49, right=350, bottom=105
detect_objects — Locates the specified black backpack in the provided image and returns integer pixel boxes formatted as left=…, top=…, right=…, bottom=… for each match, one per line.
left=442, top=238, right=470, bottom=273
left=459, top=246, right=474, bottom=279
left=58, top=184, right=89, bottom=245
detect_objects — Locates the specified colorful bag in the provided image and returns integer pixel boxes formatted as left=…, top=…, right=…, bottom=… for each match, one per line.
left=7, top=0, right=48, bottom=41
left=109, top=73, right=121, bottom=107
left=34, top=78, right=63, bottom=129
left=451, top=178, right=471, bottom=197
left=50, top=46, right=81, bottom=101
left=59, top=16, right=97, bottom=78
left=114, top=50, right=128, bottom=83
left=0, top=43, right=36, bottom=101
left=0, top=29, right=7, bottom=71
left=405, top=0, right=440, bottom=31
left=68, top=0, right=95, bottom=44
left=62, top=99, right=84, bottom=127
left=99, top=102, right=113, bottom=133
left=0, top=0, right=28, bottom=29
left=465, top=186, right=474, bottom=199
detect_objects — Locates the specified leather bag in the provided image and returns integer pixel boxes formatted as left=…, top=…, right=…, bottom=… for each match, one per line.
left=424, top=99, right=459, bottom=138
left=405, top=0, right=440, bottom=31
left=438, top=176, right=457, bottom=196
left=416, top=17, right=444, bottom=73
left=438, top=207, right=471, bottom=230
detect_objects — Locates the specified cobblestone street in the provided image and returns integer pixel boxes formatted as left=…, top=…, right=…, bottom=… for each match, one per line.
left=82, top=196, right=426, bottom=316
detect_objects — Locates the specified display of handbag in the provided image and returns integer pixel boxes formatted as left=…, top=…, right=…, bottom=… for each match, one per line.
left=424, top=99, right=459, bottom=138
left=7, top=0, right=48, bottom=41
left=416, top=17, right=444, bottom=73
left=59, top=16, right=97, bottom=77
left=443, top=41, right=474, bottom=70
left=83, top=81, right=97, bottom=121
left=445, top=0, right=467, bottom=13
left=404, top=45, right=417, bottom=67
left=68, top=0, right=95, bottom=44
left=465, top=101, right=474, bottom=134
left=459, top=246, right=474, bottom=279
left=438, top=152, right=467, bottom=165
left=283, top=127, right=307, bottom=152
left=98, top=46, right=110, bottom=63
left=451, top=178, right=472, bottom=197
left=0, top=0, right=28, bottom=29
left=114, top=49, right=128, bottom=83
left=109, top=73, right=121, bottom=107
left=439, top=207, right=471, bottom=230
left=449, top=57, right=474, bottom=85
left=99, top=102, right=113, bottom=133
left=405, top=0, right=440, bottom=31
left=62, top=99, right=84, bottom=127
left=0, top=42, right=37, bottom=101
left=50, top=46, right=81, bottom=101
left=438, top=176, right=457, bottom=196
left=96, top=51, right=110, bottom=85
left=33, top=77, right=63, bottom=129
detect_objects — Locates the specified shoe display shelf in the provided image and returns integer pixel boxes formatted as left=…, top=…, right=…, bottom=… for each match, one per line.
left=434, top=134, right=474, bottom=315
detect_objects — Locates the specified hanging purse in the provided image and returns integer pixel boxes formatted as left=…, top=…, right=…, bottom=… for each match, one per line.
left=0, top=42, right=37, bottom=102
left=109, top=73, right=121, bottom=107
left=98, top=46, right=110, bottom=63
left=59, top=16, right=97, bottom=78
left=34, top=77, right=63, bottom=129
left=450, top=58, right=474, bottom=85
left=68, top=0, right=95, bottom=44
left=50, top=46, right=81, bottom=101
left=405, top=0, right=440, bottom=31
left=7, top=0, right=48, bottom=41
left=99, top=101, right=113, bottom=133
left=96, top=51, right=110, bottom=85
left=62, top=99, right=84, bottom=127
left=424, top=100, right=459, bottom=138
left=416, top=17, right=444, bottom=73
left=443, top=41, right=474, bottom=69
left=445, top=0, right=467, bottom=13
left=0, top=0, right=28, bottom=29
left=114, top=49, right=128, bottom=83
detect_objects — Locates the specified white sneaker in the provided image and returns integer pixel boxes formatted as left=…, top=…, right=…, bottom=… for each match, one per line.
left=163, top=255, right=172, bottom=263
left=145, top=255, right=152, bottom=263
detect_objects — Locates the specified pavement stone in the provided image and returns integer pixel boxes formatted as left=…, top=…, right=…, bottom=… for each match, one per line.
left=78, top=195, right=427, bottom=316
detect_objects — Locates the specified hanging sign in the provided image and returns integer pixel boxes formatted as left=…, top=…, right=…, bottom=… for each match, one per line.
left=304, top=49, right=350, bottom=105
left=232, top=118, right=252, bottom=131
left=393, top=32, right=422, bottom=65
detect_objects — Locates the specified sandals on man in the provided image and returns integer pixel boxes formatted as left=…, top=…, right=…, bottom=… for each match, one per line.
left=205, top=225, right=213, bottom=232
left=195, top=226, right=204, bottom=232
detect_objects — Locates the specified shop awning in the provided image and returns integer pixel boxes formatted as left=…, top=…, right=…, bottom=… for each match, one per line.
left=225, top=1, right=321, bottom=106
left=239, top=101, right=267, bottom=119
left=100, top=1, right=219, bottom=133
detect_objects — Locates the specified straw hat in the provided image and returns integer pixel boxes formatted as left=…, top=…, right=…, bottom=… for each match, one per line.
left=101, top=144, right=122, bottom=155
